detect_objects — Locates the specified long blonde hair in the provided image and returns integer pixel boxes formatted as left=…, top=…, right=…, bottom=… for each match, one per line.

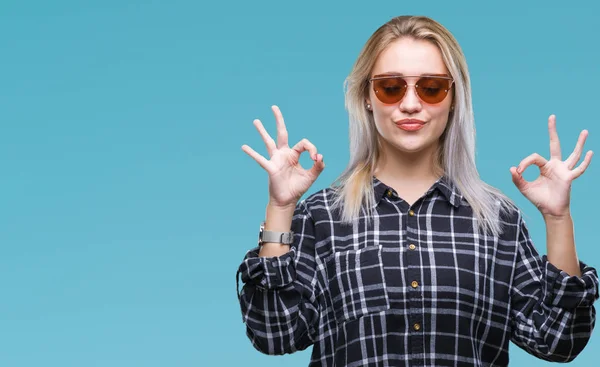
left=330, top=15, right=516, bottom=237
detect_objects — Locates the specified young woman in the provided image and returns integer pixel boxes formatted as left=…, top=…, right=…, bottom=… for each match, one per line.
left=236, top=15, right=598, bottom=366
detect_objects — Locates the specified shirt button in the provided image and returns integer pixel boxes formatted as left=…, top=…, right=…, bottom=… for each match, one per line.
left=411, top=281, right=419, bottom=288
left=408, top=210, right=415, bottom=216
left=408, top=244, right=416, bottom=250
left=386, top=190, right=393, bottom=197
left=413, top=323, right=421, bottom=331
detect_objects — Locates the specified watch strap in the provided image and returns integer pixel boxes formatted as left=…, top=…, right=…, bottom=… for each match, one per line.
left=261, top=229, right=294, bottom=245
left=259, top=221, right=294, bottom=245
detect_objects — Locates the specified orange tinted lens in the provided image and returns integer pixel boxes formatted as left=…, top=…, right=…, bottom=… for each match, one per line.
left=372, top=77, right=407, bottom=104
left=415, top=77, right=451, bottom=104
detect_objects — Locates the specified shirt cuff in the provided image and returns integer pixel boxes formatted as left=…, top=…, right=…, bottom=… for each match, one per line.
left=237, top=246, right=297, bottom=290
left=543, top=255, right=600, bottom=309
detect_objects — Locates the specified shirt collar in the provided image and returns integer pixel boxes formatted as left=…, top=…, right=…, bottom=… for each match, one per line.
left=372, top=175, right=463, bottom=208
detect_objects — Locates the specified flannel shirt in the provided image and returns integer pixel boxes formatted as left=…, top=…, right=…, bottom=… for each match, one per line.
left=236, top=175, right=598, bottom=366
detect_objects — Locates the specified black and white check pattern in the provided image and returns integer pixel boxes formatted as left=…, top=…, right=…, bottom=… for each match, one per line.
left=236, top=176, right=598, bottom=366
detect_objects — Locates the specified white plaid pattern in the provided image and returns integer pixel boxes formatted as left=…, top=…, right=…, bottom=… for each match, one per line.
left=236, top=176, right=598, bottom=366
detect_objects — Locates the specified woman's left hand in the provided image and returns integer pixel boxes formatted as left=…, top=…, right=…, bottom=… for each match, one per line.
left=510, top=115, right=593, bottom=219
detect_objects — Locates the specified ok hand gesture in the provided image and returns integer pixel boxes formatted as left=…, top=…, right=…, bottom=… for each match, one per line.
left=242, top=105, right=325, bottom=208
left=510, top=115, right=593, bottom=219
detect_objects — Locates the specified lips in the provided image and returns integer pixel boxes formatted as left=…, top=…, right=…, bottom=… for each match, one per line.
left=396, top=119, right=426, bottom=125
left=395, top=119, right=426, bottom=131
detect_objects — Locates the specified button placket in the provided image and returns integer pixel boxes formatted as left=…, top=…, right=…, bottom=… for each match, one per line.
left=405, top=207, right=424, bottom=353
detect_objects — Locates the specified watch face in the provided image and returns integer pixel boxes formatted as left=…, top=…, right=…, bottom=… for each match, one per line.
left=258, top=222, right=265, bottom=244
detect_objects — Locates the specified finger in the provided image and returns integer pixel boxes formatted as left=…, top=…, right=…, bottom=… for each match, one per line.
left=253, top=119, right=277, bottom=156
left=517, top=153, right=548, bottom=173
left=570, top=150, right=593, bottom=180
left=291, top=138, right=318, bottom=159
left=308, top=153, right=325, bottom=178
left=548, top=115, right=562, bottom=159
left=241, top=144, right=271, bottom=171
left=272, top=105, right=289, bottom=148
left=565, top=130, right=589, bottom=169
left=510, top=166, right=528, bottom=189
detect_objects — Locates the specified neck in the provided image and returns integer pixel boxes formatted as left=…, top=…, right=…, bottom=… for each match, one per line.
left=373, top=140, right=443, bottom=187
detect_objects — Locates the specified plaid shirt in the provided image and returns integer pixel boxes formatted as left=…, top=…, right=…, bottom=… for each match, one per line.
left=236, top=176, right=598, bottom=366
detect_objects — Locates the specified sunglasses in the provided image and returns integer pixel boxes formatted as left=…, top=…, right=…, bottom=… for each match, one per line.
left=369, top=74, right=454, bottom=105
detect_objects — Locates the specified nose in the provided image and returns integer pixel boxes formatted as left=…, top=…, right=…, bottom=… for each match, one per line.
left=398, top=85, right=422, bottom=114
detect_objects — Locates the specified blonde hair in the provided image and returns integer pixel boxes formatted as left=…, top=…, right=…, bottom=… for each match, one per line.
left=330, top=15, right=516, bottom=237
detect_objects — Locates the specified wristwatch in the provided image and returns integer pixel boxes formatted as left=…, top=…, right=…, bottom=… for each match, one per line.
left=258, top=221, right=294, bottom=245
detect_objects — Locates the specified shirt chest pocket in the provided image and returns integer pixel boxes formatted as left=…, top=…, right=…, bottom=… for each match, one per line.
left=324, top=245, right=390, bottom=324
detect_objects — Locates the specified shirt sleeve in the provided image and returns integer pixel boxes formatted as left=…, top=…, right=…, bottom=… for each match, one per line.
left=235, top=200, right=324, bottom=355
left=510, top=213, right=599, bottom=362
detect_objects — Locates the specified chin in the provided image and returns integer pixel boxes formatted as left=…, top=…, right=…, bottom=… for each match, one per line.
left=403, top=147, right=428, bottom=154
left=378, top=131, right=439, bottom=155
left=390, top=144, right=426, bottom=155
left=392, top=139, right=431, bottom=153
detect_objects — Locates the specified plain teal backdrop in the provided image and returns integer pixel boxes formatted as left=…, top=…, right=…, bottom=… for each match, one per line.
left=0, top=0, right=598, bottom=366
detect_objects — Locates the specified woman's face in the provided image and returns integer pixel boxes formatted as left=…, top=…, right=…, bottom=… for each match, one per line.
left=366, top=37, right=454, bottom=156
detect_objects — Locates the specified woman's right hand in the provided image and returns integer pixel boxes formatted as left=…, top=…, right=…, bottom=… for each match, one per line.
left=242, top=105, right=325, bottom=209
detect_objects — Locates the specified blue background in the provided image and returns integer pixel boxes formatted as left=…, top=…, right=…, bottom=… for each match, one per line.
left=0, top=0, right=598, bottom=365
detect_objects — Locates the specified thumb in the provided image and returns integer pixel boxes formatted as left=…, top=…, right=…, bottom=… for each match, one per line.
left=309, top=154, right=325, bottom=178
left=510, top=166, right=527, bottom=191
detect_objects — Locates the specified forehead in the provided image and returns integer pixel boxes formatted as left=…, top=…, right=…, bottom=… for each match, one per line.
left=372, top=37, right=448, bottom=76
